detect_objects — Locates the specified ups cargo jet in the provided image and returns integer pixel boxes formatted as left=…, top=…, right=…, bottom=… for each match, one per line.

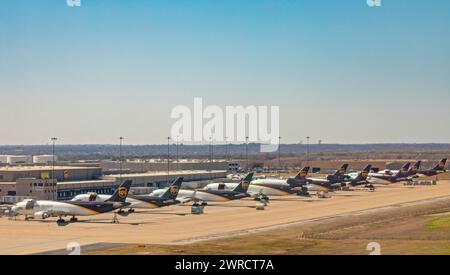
left=377, top=161, right=421, bottom=176
left=201, top=167, right=311, bottom=197
left=72, top=177, right=185, bottom=211
left=306, top=164, right=350, bottom=191
left=367, top=162, right=416, bottom=184
left=417, top=158, right=447, bottom=177
left=171, top=173, right=254, bottom=203
left=11, top=180, right=133, bottom=223
left=343, top=165, right=374, bottom=189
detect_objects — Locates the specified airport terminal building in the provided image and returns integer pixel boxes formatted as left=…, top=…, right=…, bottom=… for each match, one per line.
left=0, top=164, right=227, bottom=202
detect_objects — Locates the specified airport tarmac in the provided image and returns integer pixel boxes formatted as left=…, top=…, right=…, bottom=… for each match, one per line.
left=1, top=181, right=450, bottom=255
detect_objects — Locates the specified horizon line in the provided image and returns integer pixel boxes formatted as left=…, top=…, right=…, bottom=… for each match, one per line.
left=1, top=143, right=450, bottom=147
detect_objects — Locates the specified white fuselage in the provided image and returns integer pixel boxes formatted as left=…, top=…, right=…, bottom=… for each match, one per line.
left=12, top=200, right=121, bottom=218
left=71, top=194, right=159, bottom=209
left=199, top=179, right=301, bottom=196
left=150, top=188, right=244, bottom=202
left=365, top=173, right=405, bottom=184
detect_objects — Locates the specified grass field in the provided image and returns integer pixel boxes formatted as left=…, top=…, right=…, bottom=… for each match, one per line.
left=426, top=214, right=450, bottom=230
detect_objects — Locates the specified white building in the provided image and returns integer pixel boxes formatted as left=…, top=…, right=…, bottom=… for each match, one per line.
left=0, top=156, right=7, bottom=164
left=0, top=155, right=33, bottom=164
left=33, top=155, right=57, bottom=164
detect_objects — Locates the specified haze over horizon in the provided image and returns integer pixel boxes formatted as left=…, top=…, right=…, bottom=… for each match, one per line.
left=1, top=1, right=449, bottom=145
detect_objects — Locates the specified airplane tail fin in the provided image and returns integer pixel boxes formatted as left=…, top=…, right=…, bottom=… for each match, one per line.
left=161, top=177, right=184, bottom=200
left=410, top=161, right=421, bottom=173
left=332, top=164, right=349, bottom=178
left=357, top=164, right=372, bottom=181
left=433, top=158, right=447, bottom=171
left=233, top=173, right=253, bottom=193
left=398, top=162, right=411, bottom=176
left=106, top=180, right=133, bottom=203
left=294, top=166, right=310, bottom=180
left=326, top=164, right=349, bottom=182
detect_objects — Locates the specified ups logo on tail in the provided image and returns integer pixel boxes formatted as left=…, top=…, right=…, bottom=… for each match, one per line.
left=170, top=185, right=179, bottom=196
left=361, top=171, right=369, bottom=178
left=118, top=187, right=128, bottom=199
left=241, top=181, right=249, bottom=191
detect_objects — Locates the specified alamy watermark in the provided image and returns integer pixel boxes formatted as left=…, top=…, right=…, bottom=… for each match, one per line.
left=67, top=0, right=81, bottom=7
left=171, top=98, right=280, bottom=152
left=66, top=1, right=380, bottom=9
left=67, top=242, right=81, bottom=255
left=367, top=0, right=382, bottom=7
left=366, top=242, right=381, bottom=255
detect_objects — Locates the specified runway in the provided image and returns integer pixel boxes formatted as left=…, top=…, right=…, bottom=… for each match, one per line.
left=1, top=181, right=450, bottom=255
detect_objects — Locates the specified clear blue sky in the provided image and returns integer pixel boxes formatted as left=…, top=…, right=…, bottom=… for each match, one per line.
left=1, top=0, right=449, bottom=145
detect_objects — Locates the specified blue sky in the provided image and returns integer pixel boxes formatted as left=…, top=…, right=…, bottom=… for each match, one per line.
left=1, top=0, right=449, bottom=145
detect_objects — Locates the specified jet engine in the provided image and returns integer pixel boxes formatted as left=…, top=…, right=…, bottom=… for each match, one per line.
left=34, top=211, right=50, bottom=219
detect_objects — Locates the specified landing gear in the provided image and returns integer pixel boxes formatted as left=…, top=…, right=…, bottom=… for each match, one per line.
left=127, top=208, right=135, bottom=213
left=254, top=192, right=269, bottom=202
left=57, top=216, right=66, bottom=224
left=112, top=212, right=120, bottom=224
left=296, top=188, right=310, bottom=197
left=70, top=216, right=78, bottom=222
left=317, top=191, right=331, bottom=199
left=297, top=191, right=310, bottom=197
left=259, top=198, right=269, bottom=207
left=365, top=184, right=375, bottom=191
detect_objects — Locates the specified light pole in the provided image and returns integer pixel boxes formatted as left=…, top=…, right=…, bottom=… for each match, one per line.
left=211, top=137, right=214, bottom=164
left=176, top=136, right=180, bottom=170
left=50, top=137, right=57, bottom=200
left=245, top=136, right=249, bottom=172
left=167, top=136, right=171, bottom=185
left=119, top=137, right=124, bottom=184
left=306, top=136, right=310, bottom=164
left=278, top=136, right=281, bottom=173
left=209, top=137, right=213, bottom=179
left=224, top=136, right=228, bottom=161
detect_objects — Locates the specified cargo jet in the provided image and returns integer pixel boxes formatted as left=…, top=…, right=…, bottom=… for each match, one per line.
left=202, top=167, right=311, bottom=197
left=417, top=158, right=447, bottom=177
left=343, top=165, right=374, bottom=189
left=11, top=180, right=133, bottom=223
left=377, top=161, right=420, bottom=176
left=173, top=173, right=254, bottom=203
left=367, top=162, right=413, bottom=184
left=72, top=177, right=185, bottom=211
left=306, top=164, right=349, bottom=191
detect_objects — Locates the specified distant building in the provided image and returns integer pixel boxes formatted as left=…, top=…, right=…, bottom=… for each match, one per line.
left=0, top=165, right=227, bottom=201
left=0, top=155, right=33, bottom=164
left=0, top=166, right=102, bottom=182
left=32, top=155, right=57, bottom=164
left=100, top=159, right=229, bottom=173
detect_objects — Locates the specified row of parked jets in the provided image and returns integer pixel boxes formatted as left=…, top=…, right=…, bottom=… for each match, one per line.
left=9, top=158, right=447, bottom=224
